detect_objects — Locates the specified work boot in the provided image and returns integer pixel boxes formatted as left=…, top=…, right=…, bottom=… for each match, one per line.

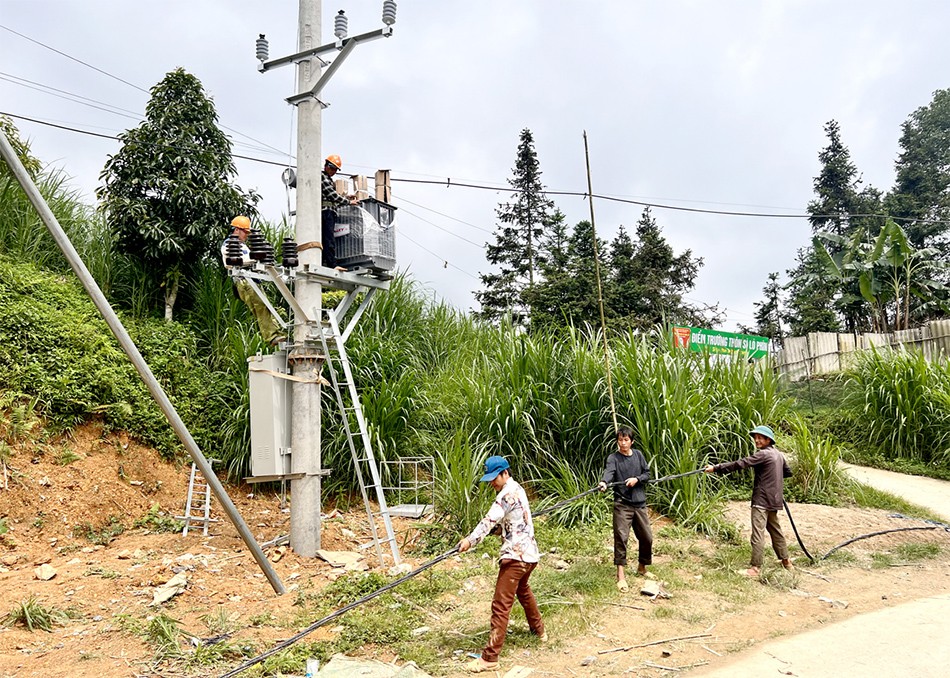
left=781, top=559, right=793, bottom=570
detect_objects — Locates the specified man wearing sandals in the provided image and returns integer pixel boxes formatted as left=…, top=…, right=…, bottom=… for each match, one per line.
left=459, top=456, right=547, bottom=673
left=598, top=426, right=654, bottom=591
left=704, top=425, right=793, bottom=577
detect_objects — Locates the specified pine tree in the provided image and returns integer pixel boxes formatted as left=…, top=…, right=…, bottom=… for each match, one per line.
left=524, top=219, right=607, bottom=330
left=751, top=272, right=784, bottom=344
left=476, top=129, right=557, bottom=325
left=614, top=208, right=703, bottom=329
left=783, top=248, right=840, bottom=335
left=886, top=88, right=950, bottom=250
left=798, top=120, right=881, bottom=332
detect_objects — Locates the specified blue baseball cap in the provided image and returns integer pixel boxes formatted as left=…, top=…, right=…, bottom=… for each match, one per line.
left=480, top=456, right=510, bottom=482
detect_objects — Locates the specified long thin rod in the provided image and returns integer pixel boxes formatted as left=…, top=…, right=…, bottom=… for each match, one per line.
left=0, top=130, right=285, bottom=595
left=583, top=131, right=618, bottom=432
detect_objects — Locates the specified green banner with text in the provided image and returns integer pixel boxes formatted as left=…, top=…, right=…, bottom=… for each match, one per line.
left=672, top=326, right=770, bottom=359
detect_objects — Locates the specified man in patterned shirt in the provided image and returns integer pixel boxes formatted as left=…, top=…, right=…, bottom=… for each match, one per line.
left=459, top=456, right=546, bottom=673
left=321, top=154, right=358, bottom=270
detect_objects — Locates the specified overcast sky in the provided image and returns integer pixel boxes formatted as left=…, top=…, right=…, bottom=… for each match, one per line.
left=3, top=1, right=949, bottom=330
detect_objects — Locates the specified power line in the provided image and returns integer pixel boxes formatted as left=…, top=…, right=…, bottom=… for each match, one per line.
left=6, top=109, right=950, bottom=228
left=394, top=206, right=486, bottom=248
left=0, top=24, right=291, bottom=160
left=0, top=111, right=293, bottom=168
left=392, top=195, right=494, bottom=235
left=399, top=231, right=480, bottom=280
left=0, top=24, right=148, bottom=93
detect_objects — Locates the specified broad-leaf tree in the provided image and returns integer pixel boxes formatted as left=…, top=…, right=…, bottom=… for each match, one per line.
left=476, top=129, right=558, bottom=325
left=98, top=68, right=257, bottom=321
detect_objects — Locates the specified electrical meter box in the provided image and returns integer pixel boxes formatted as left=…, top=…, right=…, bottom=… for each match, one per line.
left=248, top=351, right=292, bottom=477
left=334, top=198, right=397, bottom=272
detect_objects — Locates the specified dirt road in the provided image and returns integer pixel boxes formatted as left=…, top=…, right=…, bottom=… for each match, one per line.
left=842, top=463, right=950, bottom=521
left=692, top=465, right=950, bottom=677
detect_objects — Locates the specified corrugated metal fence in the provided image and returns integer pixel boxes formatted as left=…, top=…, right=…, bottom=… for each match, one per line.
left=775, top=320, right=950, bottom=380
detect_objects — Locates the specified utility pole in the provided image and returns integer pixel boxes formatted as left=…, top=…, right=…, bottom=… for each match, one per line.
left=289, top=0, right=324, bottom=557
left=255, top=0, right=397, bottom=559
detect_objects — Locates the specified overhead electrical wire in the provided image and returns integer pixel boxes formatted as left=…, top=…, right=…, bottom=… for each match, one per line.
left=0, top=24, right=290, bottom=159
left=6, top=108, right=949, bottom=228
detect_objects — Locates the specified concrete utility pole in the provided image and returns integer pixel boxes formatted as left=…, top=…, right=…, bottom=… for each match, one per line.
left=289, top=0, right=324, bottom=557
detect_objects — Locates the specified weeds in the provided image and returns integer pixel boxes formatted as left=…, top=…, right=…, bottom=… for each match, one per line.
left=2, top=597, right=70, bottom=632
left=146, top=613, right=183, bottom=660
left=133, top=504, right=184, bottom=533
left=85, top=566, right=121, bottom=579
left=73, top=516, right=125, bottom=545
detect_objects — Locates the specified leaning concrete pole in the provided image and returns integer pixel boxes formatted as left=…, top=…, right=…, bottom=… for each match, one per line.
left=0, top=131, right=285, bottom=596
left=289, top=0, right=324, bottom=557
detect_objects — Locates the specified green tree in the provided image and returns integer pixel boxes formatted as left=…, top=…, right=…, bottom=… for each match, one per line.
left=886, top=88, right=950, bottom=249
left=612, top=208, right=703, bottom=329
left=97, top=68, right=257, bottom=321
left=476, top=129, right=558, bottom=325
left=800, top=120, right=882, bottom=332
left=0, top=115, right=42, bottom=182
left=750, top=272, right=784, bottom=344
left=783, top=248, right=840, bottom=335
left=524, top=219, right=606, bottom=330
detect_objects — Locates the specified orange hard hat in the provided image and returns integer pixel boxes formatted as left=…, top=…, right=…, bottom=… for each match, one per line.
left=325, top=154, right=342, bottom=170
left=231, top=215, right=251, bottom=231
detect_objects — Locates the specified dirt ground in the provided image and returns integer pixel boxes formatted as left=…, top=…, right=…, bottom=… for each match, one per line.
left=1, top=422, right=949, bottom=678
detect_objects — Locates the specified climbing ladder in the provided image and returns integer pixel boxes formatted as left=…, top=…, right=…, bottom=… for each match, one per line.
left=178, top=462, right=218, bottom=536
left=317, top=307, right=400, bottom=566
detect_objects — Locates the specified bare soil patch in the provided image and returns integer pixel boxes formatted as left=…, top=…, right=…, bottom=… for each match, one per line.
left=1, top=422, right=949, bottom=677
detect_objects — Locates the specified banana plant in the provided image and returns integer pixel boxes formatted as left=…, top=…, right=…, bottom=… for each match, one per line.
left=814, top=220, right=948, bottom=331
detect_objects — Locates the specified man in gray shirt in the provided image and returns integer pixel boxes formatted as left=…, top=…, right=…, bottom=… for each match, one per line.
left=598, top=426, right=653, bottom=591
left=705, top=425, right=792, bottom=577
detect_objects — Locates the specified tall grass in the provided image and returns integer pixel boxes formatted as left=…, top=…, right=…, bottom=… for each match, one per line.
left=850, top=347, right=950, bottom=466
left=783, top=415, right=845, bottom=504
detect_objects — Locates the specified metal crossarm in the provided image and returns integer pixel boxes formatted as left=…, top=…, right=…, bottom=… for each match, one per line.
left=317, top=308, right=400, bottom=566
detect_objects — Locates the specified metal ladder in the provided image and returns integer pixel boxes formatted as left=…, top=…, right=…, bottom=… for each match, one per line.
left=179, top=463, right=218, bottom=536
left=317, top=308, right=400, bottom=566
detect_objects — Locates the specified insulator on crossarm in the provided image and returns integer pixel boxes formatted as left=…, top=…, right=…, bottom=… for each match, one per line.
left=225, top=235, right=245, bottom=267
left=255, top=34, right=269, bottom=62
left=282, top=238, right=299, bottom=269
left=334, top=10, right=348, bottom=40
left=262, top=241, right=276, bottom=267
left=382, top=0, right=397, bottom=26
left=248, top=229, right=267, bottom=261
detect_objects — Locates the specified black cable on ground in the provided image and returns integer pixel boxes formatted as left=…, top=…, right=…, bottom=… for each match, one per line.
left=783, top=499, right=817, bottom=563
left=819, top=526, right=938, bottom=561
left=221, top=481, right=628, bottom=677
left=219, top=546, right=461, bottom=678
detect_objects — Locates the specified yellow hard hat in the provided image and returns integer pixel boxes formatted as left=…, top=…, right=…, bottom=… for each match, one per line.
left=325, top=154, right=342, bottom=170
left=231, top=215, right=251, bottom=231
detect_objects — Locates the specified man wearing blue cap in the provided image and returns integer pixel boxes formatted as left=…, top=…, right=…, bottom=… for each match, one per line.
left=704, top=425, right=793, bottom=577
left=459, top=456, right=546, bottom=673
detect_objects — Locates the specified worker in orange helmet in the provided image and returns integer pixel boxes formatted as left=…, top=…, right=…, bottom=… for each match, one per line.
left=322, top=154, right=358, bottom=270
left=221, top=215, right=282, bottom=347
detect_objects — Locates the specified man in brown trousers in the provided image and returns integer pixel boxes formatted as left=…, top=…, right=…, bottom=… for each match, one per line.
left=705, top=425, right=793, bottom=577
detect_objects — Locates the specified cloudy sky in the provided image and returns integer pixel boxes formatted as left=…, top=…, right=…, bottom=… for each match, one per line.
left=2, top=1, right=949, bottom=330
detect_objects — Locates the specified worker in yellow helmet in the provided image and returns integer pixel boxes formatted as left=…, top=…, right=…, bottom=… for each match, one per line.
left=322, top=154, right=359, bottom=270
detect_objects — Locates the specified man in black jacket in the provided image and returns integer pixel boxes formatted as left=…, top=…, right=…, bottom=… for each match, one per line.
left=599, top=426, right=653, bottom=591
left=705, top=425, right=793, bottom=577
